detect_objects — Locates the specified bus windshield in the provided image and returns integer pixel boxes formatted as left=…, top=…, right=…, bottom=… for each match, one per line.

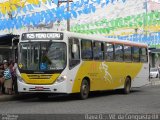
left=19, top=42, right=66, bottom=71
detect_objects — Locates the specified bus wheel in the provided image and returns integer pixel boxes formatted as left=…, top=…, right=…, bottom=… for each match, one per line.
left=123, top=77, right=131, bottom=94
left=80, top=79, right=90, bottom=100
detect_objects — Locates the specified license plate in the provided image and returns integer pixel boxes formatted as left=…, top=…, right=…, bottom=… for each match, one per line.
left=35, top=86, right=44, bottom=90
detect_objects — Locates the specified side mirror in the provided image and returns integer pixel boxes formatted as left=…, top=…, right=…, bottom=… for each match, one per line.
left=72, top=44, right=78, bottom=53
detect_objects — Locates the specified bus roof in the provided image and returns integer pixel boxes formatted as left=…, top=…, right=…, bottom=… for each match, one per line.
left=65, top=31, right=148, bottom=48
left=20, top=30, right=148, bottom=48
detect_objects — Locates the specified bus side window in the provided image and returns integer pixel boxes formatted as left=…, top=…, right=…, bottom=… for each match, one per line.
left=132, top=46, right=140, bottom=62
left=104, top=42, right=114, bottom=61
left=81, top=39, right=93, bottom=60
left=93, top=41, right=104, bottom=60
left=69, top=38, right=80, bottom=69
left=124, top=45, right=131, bottom=62
left=140, top=47, right=148, bottom=62
left=115, top=44, right=124, bottom=62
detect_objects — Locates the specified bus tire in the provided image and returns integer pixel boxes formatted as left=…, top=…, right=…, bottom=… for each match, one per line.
left=80, top=79, right=90, bottom=100
left=123, top=77, right=131, bottom=94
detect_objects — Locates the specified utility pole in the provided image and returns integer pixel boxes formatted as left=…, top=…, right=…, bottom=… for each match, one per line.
left=57, top=0, right=73, bottom=31
left=145, top=0, right=148, bottom=13
left=67, top=0, right=70, bottom=31
left=143, top=0, right=148, bottom=35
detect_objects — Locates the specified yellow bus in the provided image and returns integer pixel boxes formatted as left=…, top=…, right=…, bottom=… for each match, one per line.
left=17, top=31, right=149, bottom=99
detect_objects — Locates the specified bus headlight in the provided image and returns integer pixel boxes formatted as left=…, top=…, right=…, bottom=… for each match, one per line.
left=17, top=76, right=25, bottom=83
left=56, top=75, right=67, bottom=83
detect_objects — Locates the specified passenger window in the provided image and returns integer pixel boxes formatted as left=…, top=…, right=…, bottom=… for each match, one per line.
left=132, top=46, right=140, bottom=62
left=104, top=43, right=114, bottom=61
left=93, top=42, right=104, bottom=60
left=140, top=48, right=148, bottom=62
left=81, top=40, right=93, bottom=60
left=115, top=44, right=123, bottom=61
left=69, top=38, right=80, bottom=69
left=124, top=45, right=131, bottom=62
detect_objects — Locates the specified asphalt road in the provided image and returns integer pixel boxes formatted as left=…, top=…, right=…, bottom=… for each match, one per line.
left=0, top=81, right=160, bottom=120
left=0, top=85, right=160, bottom=114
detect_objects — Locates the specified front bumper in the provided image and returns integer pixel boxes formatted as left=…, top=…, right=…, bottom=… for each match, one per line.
left=17, top=80, right=68, bottom=93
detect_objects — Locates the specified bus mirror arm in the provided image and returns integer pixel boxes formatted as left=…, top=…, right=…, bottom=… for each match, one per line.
left=12, top=36, right=19, bottom=61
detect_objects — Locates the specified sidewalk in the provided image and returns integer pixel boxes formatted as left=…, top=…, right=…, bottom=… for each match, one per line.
left=149, top=78, right=160, bottom=86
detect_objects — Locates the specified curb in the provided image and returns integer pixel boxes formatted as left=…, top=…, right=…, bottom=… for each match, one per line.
left=0, top=93, right=38, bottom=101
left=150, top=80, right=160, bottom=86
left=0, top=94, right=16, bottom=101
left=146, top=78, right=160, bottom=86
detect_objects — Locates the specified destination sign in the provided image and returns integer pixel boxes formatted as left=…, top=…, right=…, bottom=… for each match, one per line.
left=21, top=32, right=63, bottom=40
